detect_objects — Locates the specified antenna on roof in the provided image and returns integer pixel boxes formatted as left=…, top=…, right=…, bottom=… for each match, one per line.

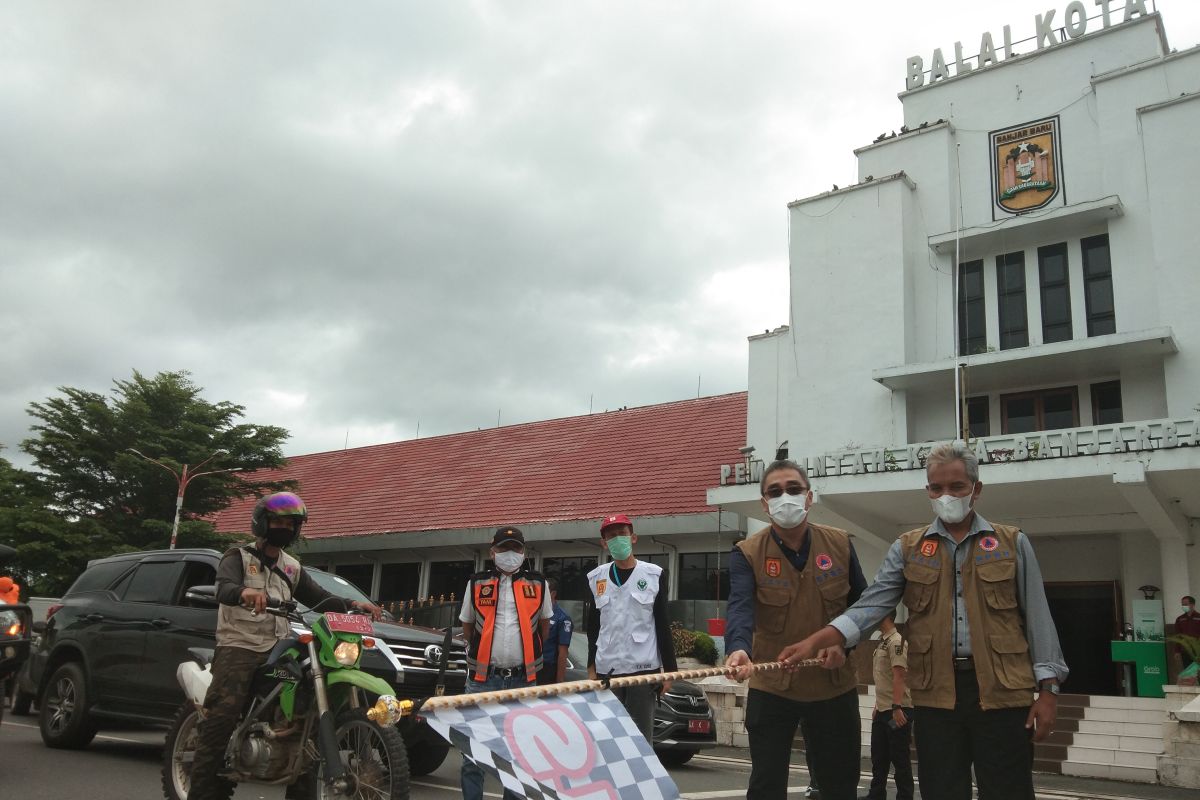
left=344, top=429, right=349, bottom=450
left=697, top=374, right=701, bottom=398
left=497, top=408, right=501, bottom=428
left=415, top=420, right=420, bottom=439
left=589, top=394, right=593, bottom=414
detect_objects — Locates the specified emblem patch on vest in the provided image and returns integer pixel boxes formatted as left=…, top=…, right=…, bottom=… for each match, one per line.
left=637, top=579, right=647, bottom=590
left=765, top=557, right=782, bottom=578
left=920, top=539, right=939, bottom=558
left=815, top=553, right=833, bottom=571
left=979, top=535, right=999, bottom=552
left=522, top=583, right=537, bottom=598
left=596, top=579, right=607, bottom=597
left=478, top=597, right=496, bottom=607
left=284, top=565, right=296, bottom=577
left=247, top=564, right=259, bottom=575
left=480, top=584, right=494, bottom=598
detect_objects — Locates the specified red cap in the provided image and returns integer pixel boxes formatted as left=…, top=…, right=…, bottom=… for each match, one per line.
left=600, top=513, right=632, bottom=533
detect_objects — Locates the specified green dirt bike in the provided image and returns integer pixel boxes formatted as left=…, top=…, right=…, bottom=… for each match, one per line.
left=162, top=594, right=410, bottom=800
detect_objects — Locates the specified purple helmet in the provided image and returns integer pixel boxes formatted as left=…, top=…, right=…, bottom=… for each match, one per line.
left=251, top=492, right=308, bottom=539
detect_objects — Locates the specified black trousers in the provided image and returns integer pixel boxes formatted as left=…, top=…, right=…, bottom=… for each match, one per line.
left=911, top=670, right=1035, bottom=800
left=865, top=711, right=913, bottom=800
left=745, top=688, right=860, bottom=800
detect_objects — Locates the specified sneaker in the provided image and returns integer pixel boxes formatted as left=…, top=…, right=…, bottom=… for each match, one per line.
left=804, top=788, right=819, bottom=798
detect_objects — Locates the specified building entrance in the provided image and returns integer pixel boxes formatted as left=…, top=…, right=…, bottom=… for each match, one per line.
left=1044, top=581, right=1122, bottom=696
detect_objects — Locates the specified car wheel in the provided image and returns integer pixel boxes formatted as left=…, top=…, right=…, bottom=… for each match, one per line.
left=656, top=747, right=698, bottom=766
left=39, top=662, right=97, bottom=749
left=407, top=738, right=451, bottom=776
left=12, top=687, right=34, bottom=716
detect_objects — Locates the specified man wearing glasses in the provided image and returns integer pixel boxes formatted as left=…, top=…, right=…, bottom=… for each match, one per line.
left=724, top=460, right=868, bottom=800
left=459, top=526, right=552, bottom=800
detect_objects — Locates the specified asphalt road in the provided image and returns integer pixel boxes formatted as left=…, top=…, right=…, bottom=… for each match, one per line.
left=1, top=714, right=1194, bottom=799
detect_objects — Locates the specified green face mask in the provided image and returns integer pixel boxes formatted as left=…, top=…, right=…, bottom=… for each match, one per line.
left=606, top=535, right=633, bottom=561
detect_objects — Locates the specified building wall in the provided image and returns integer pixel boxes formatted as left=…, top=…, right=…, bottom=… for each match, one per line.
left=746, top=328, right=792, bottom=462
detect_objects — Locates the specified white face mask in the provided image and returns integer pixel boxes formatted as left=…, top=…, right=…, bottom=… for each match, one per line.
left=930, top=489, right=975, bottom=524
left=767, top=493, right=808, bottom=529
left=494, top=550, right=525, bottom=574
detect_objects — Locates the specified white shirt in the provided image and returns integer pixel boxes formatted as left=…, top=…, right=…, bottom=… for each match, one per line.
left=459, top=572, right=552, bottom=668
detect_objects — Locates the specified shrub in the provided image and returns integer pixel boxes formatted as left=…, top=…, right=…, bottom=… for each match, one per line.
left=692, top=631, right=718, bottom=665
left=670, top=621, right=697, bottom=658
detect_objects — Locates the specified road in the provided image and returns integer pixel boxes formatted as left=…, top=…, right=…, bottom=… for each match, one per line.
left=0, top=715, right=1193, bottom=799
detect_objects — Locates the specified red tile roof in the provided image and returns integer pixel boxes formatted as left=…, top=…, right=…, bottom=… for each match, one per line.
left=211, top=392, right=747, bottom=539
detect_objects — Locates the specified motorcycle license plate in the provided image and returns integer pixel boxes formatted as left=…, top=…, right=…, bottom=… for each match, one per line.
left=687, top=719, right=711, bottom=733
left=324, top=613, right=373, bottom=634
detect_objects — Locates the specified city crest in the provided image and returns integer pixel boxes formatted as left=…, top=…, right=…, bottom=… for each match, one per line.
left=990, top=117, right=1061, bottom=215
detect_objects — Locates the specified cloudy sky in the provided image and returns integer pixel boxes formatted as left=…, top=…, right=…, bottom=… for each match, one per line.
left=3, top=1, right=1197, bottom=465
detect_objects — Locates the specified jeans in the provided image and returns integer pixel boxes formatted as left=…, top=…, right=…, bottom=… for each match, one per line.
left=911, top=670, right=1035, bottom=800
left=460, top=673, right=527, bottom=800
left=745, top=689, right=861, bottom=800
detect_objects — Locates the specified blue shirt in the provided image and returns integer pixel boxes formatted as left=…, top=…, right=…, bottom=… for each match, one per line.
left=829, top=513, right=1069, bottom=684
left=542, top=605, right=573, bottom=666
left=725, top=527, right=868, bottom=659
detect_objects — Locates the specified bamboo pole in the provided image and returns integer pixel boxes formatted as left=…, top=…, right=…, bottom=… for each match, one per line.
left=370, top=660, right=822, bottom=720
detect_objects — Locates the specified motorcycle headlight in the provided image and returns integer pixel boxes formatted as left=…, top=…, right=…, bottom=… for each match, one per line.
left=333, top=641, right=361, bottom=666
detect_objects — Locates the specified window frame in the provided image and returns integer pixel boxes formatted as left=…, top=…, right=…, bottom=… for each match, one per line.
left=1000, top=386, right=1081, bottom=434
left=966, top=395, right=990, bottom=439
left=996, top=250, right=1029, bottom=350
left=1037, top=242, right=1073, bottom=344
left=1090, top=380, right=1123, bottom=425
left=1081, top=234, right=1115, bottom=337
left=957, top=259, right=987, bottom=356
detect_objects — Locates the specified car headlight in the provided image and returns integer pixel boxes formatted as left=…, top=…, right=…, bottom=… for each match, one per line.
left=333, top=641, right=361, bottom=666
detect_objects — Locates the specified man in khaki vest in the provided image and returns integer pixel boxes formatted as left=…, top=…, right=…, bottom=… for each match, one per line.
left=190, top=492, right=382, bottom=800
left=780, top=443, right=1068, bottom=800
left=724, top=460, right=868, bottom=800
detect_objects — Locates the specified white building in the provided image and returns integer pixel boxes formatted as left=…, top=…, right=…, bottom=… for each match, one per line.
left=710, top=6, right=1200, bottom=696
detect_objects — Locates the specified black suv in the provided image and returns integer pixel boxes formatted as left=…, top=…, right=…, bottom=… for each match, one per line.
left=28, top=548, right=466, bottom=776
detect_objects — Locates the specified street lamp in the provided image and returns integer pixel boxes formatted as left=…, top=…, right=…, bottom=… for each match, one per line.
left=128, top=448, right=243, bottom=549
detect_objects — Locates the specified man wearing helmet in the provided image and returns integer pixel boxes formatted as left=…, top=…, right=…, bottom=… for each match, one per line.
left=189, top=492, right=383, bottom=800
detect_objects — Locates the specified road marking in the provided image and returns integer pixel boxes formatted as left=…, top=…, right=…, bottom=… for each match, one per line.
left=1, top=721, right=154, bottom=746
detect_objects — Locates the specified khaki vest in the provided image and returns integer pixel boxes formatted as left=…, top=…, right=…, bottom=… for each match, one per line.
left=217, top=546, right=301, bottom=652
left=736, top=523, right=858, bottom=702
left=900, top=524, right=1036, bottom=710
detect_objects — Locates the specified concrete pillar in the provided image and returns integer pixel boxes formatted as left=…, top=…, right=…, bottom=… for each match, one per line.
left=1161, top=537, right=1193, bottom=611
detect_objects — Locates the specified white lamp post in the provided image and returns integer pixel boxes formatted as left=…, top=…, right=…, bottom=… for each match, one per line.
left=128, top=448, right=243, bottom=549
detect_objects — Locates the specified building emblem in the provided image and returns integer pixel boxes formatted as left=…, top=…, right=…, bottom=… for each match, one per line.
left=990, top=117, right=1062, bottom=216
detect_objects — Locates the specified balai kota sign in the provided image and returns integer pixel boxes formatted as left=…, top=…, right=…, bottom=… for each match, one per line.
left=905, top=0, right=1151, bottom=91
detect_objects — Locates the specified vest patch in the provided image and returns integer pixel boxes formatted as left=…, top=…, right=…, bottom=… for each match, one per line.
left=979, top=535, right=998, bottom=552
left=522, top=583, right=537, bottom=598
left=247, top=564, right=259, bottom=575
left=765, top=557, right=782, bottom=577
left=637, top=579, right=647, bottom=590
left=480, top=584, right=494, bottom=598
left=907, top=552, right=942, bottom=569
left=596, top=579, right=607, bottom=597
left=975, top=549, right=1013, bottom=565
left=815, top=553, right=833, bottom=571
left=284, top=565, right=296, bottom=577
left=477, top=597, right=496, bottom=607
left=920, top=539, right=939, bottom=558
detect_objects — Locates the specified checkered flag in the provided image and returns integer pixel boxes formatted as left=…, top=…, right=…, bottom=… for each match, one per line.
left=424, top=688, right=681, bottom=799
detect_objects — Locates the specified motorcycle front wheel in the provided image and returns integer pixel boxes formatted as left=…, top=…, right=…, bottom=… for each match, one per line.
left=298, top=707, right=410, bottom=800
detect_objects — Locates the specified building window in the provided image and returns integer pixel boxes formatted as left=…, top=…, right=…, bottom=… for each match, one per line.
left=378, top=563, right=420, bottom=603
left=427, top=560, right=475, bottom=601
left=966, top=396, right=990, bottom=438
left=996, top=251, right=1029, bottom=350
left=958, top=260, right=986, bottom=355
left=1082, top=234, right=1115, bottom=336
left=542, top=556, right=599, bottom=602
left=678, top=552, right=730, bottom=601
left=1091, top=381, right=1123, bottom=425
left=1038, top=243, right=1072, bottom=343
left=1001, top=386, right=1080, bottom=434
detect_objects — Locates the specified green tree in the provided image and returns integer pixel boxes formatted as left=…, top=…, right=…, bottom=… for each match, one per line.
left=18, top=370, right=294, bottom=560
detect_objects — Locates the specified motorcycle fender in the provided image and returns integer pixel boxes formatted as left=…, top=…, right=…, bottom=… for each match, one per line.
left=176, top=661, right=212, bottom=706
left=325, top=669, right=394, bottom=698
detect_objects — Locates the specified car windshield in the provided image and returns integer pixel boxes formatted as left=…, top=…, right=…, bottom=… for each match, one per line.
left=302, top=568, right=373, bottom=609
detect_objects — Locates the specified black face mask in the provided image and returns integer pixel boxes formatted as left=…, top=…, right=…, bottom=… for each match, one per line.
left=264, top=528, right=297, bottom=548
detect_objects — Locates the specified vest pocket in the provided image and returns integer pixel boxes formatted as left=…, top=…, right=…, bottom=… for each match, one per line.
left=755, top=587, right=791, bottom=634
left=977, top=560, right=1019, bottom=610
left=988, top=633, right=1036, bottom=689
left=902, top=567, right=938, bottom=613
left=816, top=577, right=849, bottom=621
left=905, top=633, right=934, bottom=691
